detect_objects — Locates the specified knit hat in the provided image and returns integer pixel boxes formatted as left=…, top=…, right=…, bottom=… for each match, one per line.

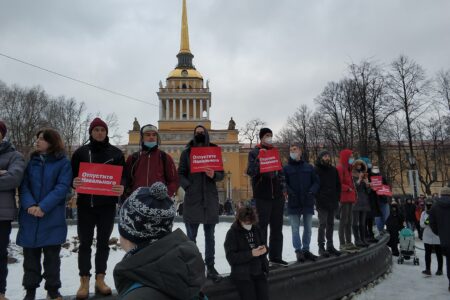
left=318, top=150, right=330, bottom=160
left=259, top=127, right=272, bottom=140
left=89, top=117, right=108, bottom=135
left=119, top=182, right=176, bottom=245
left=440, top=186, right=450, bottom=197
left=141, top=124, right=158, bottom=134
left=0, top=121, right=6, bottom=138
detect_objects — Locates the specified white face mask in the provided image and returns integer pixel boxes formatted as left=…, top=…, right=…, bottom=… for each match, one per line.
left=290, top=152, right=298, bottom=160
left=264, top=137, right=273, bottom=145
left=242, top=223, right=252, bottom=230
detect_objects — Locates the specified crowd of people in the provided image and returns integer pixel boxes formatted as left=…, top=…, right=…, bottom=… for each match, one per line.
left=0, top=119, right=449, bottom=300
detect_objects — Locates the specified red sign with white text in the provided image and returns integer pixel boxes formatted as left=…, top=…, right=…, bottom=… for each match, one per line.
left=376, top=185, right=392, bottom=197
left=190, top=147, right=224, bottom=173
left=370, top=176, right=383, bottom=190
left=259, top=149, right=282, bottom=173
left=76, top=162, right=123, bottom=196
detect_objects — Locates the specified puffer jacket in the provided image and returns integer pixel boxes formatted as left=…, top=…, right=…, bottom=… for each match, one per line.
left=314, top=154, right=341, bottom=211
left=17, top=153, right=72, bottom=248
left=113, top=229, right=206, bottom=300
left=0, top=141, right=26, bottom=220
left=336, top=149, right=356, bottom=203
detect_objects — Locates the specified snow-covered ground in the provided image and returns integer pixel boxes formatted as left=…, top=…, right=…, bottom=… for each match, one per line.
left=5, top=223, right=450, bottom=299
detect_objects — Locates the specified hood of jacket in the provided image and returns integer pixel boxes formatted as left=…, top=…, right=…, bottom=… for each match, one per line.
left=339, top=149, right=353, bottom=169
left=0, top=141, right=15, bottom=155
left=187, top=125, right=211, bottom=147
left=114, top=229, right=206, bottom=300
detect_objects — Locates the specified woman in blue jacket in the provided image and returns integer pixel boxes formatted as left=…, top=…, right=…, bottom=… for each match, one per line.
left=17, top=129, right=72, bottom=300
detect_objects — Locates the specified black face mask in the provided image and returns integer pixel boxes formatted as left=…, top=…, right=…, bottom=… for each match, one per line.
left=195, top=133, right=206, bottom=143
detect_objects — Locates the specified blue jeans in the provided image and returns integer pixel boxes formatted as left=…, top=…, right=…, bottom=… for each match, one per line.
left=289, top=214, right=313, bottom=252
left=185, top=223, right=216, bottom=266
left=375, top=202, right=390, bottom=232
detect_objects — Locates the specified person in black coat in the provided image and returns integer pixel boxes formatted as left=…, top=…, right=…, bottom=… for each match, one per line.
left=314, top=150, right=341, bottom=257
left=71, top=118, right=126, bottom=299
left=403, top=198, right=417, bottom=232
left=385, top=201, right=404, bottom=256
left=224, top=203, right=269, bottom=300
left=178, top=125, right=225, bottom=282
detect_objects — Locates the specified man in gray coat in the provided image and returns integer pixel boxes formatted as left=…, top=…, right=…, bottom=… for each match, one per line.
left=0, top=121, right=26, bottom=300
left=178, top=125, right=224, bottom=282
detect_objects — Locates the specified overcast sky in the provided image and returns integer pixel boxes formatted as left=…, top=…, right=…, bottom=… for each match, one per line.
left=1, top=0, right=449, bottom=143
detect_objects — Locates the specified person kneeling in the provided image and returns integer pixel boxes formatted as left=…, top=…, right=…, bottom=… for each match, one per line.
left=114, top=182, right=207, bottom=300
left=224, top=203, right=269, bottom=300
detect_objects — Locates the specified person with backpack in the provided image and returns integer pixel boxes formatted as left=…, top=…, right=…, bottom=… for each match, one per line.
left=71, top=118, right=125, bottom=299
left=17, top=129, right=72, bottom=300
left=124, top=124, right=178, bottom=199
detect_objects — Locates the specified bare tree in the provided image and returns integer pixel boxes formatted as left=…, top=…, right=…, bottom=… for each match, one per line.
left=239, top=118, right=266, bottom=148
left=436, top=69, right=450, bottom=111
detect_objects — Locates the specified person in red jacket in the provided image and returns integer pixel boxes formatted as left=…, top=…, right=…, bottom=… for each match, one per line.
left=124, top=124, right=179, bottom=199
left=336, top=149, right=358, bottom=252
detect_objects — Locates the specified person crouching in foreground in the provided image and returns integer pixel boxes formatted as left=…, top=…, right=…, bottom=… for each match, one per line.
left=113, top=182, right=207, bottom=300
left=224, top=203, right=269, bottom=300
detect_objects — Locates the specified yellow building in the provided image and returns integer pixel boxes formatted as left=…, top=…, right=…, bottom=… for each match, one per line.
left=127, top=0, right=251, bottom=203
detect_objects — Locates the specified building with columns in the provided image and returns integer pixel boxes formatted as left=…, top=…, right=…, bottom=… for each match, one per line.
left=127, top=0, right=252, bottom=203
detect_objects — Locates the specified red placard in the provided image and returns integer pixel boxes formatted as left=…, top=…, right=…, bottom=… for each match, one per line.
left=76, top=162, right=123, bottom=196
left=370, top=176, right=383, bottom=190
left=376, top=185, right=392, bottom=197
left=259, top=149, right=282, bottom=173
left=190, top=147, right=224, bottom=173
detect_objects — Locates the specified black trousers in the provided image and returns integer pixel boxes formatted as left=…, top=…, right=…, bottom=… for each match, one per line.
left=0, top=221, right=11, bottom=294
left=317, top=208, right=335, bottom=248
left=366, top=216, right=375, bottom=239
left=444, top=247, right=450, bottom=283
left=233, top=274, right=269, bottom=300
left=424, top=244, right=443, bottom=272
left=255, top=197, right=284, bottom=261
left=22, top=245, right=61, bottom=291
left=77, top=205, right=116, bottom=276
left=185, top=223, right=216, bottom=266
left=352, top=211, right=367, bottom=242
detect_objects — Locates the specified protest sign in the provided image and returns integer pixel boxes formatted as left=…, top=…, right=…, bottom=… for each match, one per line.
left=76, top=162, right=123, bottom=196
left=190, top=147, right=224, bottom=173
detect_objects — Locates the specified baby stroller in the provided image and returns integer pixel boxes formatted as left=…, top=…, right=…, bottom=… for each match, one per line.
left=397, top=228, right=419, bottom=265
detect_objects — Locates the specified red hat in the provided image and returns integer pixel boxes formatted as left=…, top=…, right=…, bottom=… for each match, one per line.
left=89, top=117, right=108, bottom=135
left=0, top=121, right=7, bottom=138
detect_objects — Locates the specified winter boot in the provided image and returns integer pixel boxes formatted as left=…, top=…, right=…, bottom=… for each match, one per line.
left=206, top=264, right=222, bottom=283
left=422, top=269, right=431, bottom=276
left=303, top=250, right=318, bottom=262
left=327, top=245, right=342, bottom=257
left=295, top=251, right=305, bottom=263
left=76, top=276, right=90, bottom=299
left=0, top=293, right=8, bottom=300
left=95, top=274, right=112, bottom=295
left=436, top=269, right=443, bottom=276
left=46, top=289, right=63, bottom=300
left=318, top=245, right=330, bottom=258
left=23, top=289, right=36, bottom=300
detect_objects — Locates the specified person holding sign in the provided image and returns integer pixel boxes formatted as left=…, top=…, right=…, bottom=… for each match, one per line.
left=178, top=125, right=224, bottom=282
left=17, top=129, right=72, bottom=300
left=284, top=144, right=320, bottom=263
left=247, top=128, right=288, bottom=267
left=71, top=118, right=125, bottom=299
left=124, top=124, right=178, bottom=199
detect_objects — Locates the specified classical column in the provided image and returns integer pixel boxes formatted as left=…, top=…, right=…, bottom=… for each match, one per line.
left=193, top=99, right=197, bottom=120
left=200, top=99, right=204, bottom=119
left=172, top=99, right=176, bottom=120
left=159, top=100, right=163, bottom=120
left=179, top=99, right=183, bottom=119
left=165, top=99, right=169, bottom=120
left=206, top=99, right=210, bottom=119
left=186, top=98, right=190, bottom=120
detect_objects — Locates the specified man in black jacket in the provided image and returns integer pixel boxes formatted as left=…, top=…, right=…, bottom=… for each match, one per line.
left=247, top=127, right=287, bottom=266
left=178, top=125, right=224, bottom=282
left=429, top=186, right=450, bottom=292
left=314, top=150, right=341, bottom=257
left=71, top=117, right=125, bottom=299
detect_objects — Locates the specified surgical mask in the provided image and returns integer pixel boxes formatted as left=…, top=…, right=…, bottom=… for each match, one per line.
left=264, top=137, right=273, bottom=145
left=144, top=141, right=157, bottom=149
left=348, top=158, right=354, bottom=165
left=242, top=223, right=252, bottom=231
left=290, top=153, right=298, bottom=160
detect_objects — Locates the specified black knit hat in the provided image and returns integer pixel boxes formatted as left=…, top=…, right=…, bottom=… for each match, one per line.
left=119, top=182, right=176, bottom=245
left=318, top=150, right=330, bottom=160
left=259, top=127, right=272, bottom=140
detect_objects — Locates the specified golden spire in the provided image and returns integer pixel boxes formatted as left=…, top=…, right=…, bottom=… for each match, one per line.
left=179, top=0, right=191, bottom=54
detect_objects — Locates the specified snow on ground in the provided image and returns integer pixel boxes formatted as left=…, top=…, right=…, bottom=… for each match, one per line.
left=5, top=223, right=450, bottom=299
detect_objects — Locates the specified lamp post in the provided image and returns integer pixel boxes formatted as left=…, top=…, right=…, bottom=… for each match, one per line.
left=226, top=171, right=232, bottom=201
left=407, top=154, right=419, bottom=198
